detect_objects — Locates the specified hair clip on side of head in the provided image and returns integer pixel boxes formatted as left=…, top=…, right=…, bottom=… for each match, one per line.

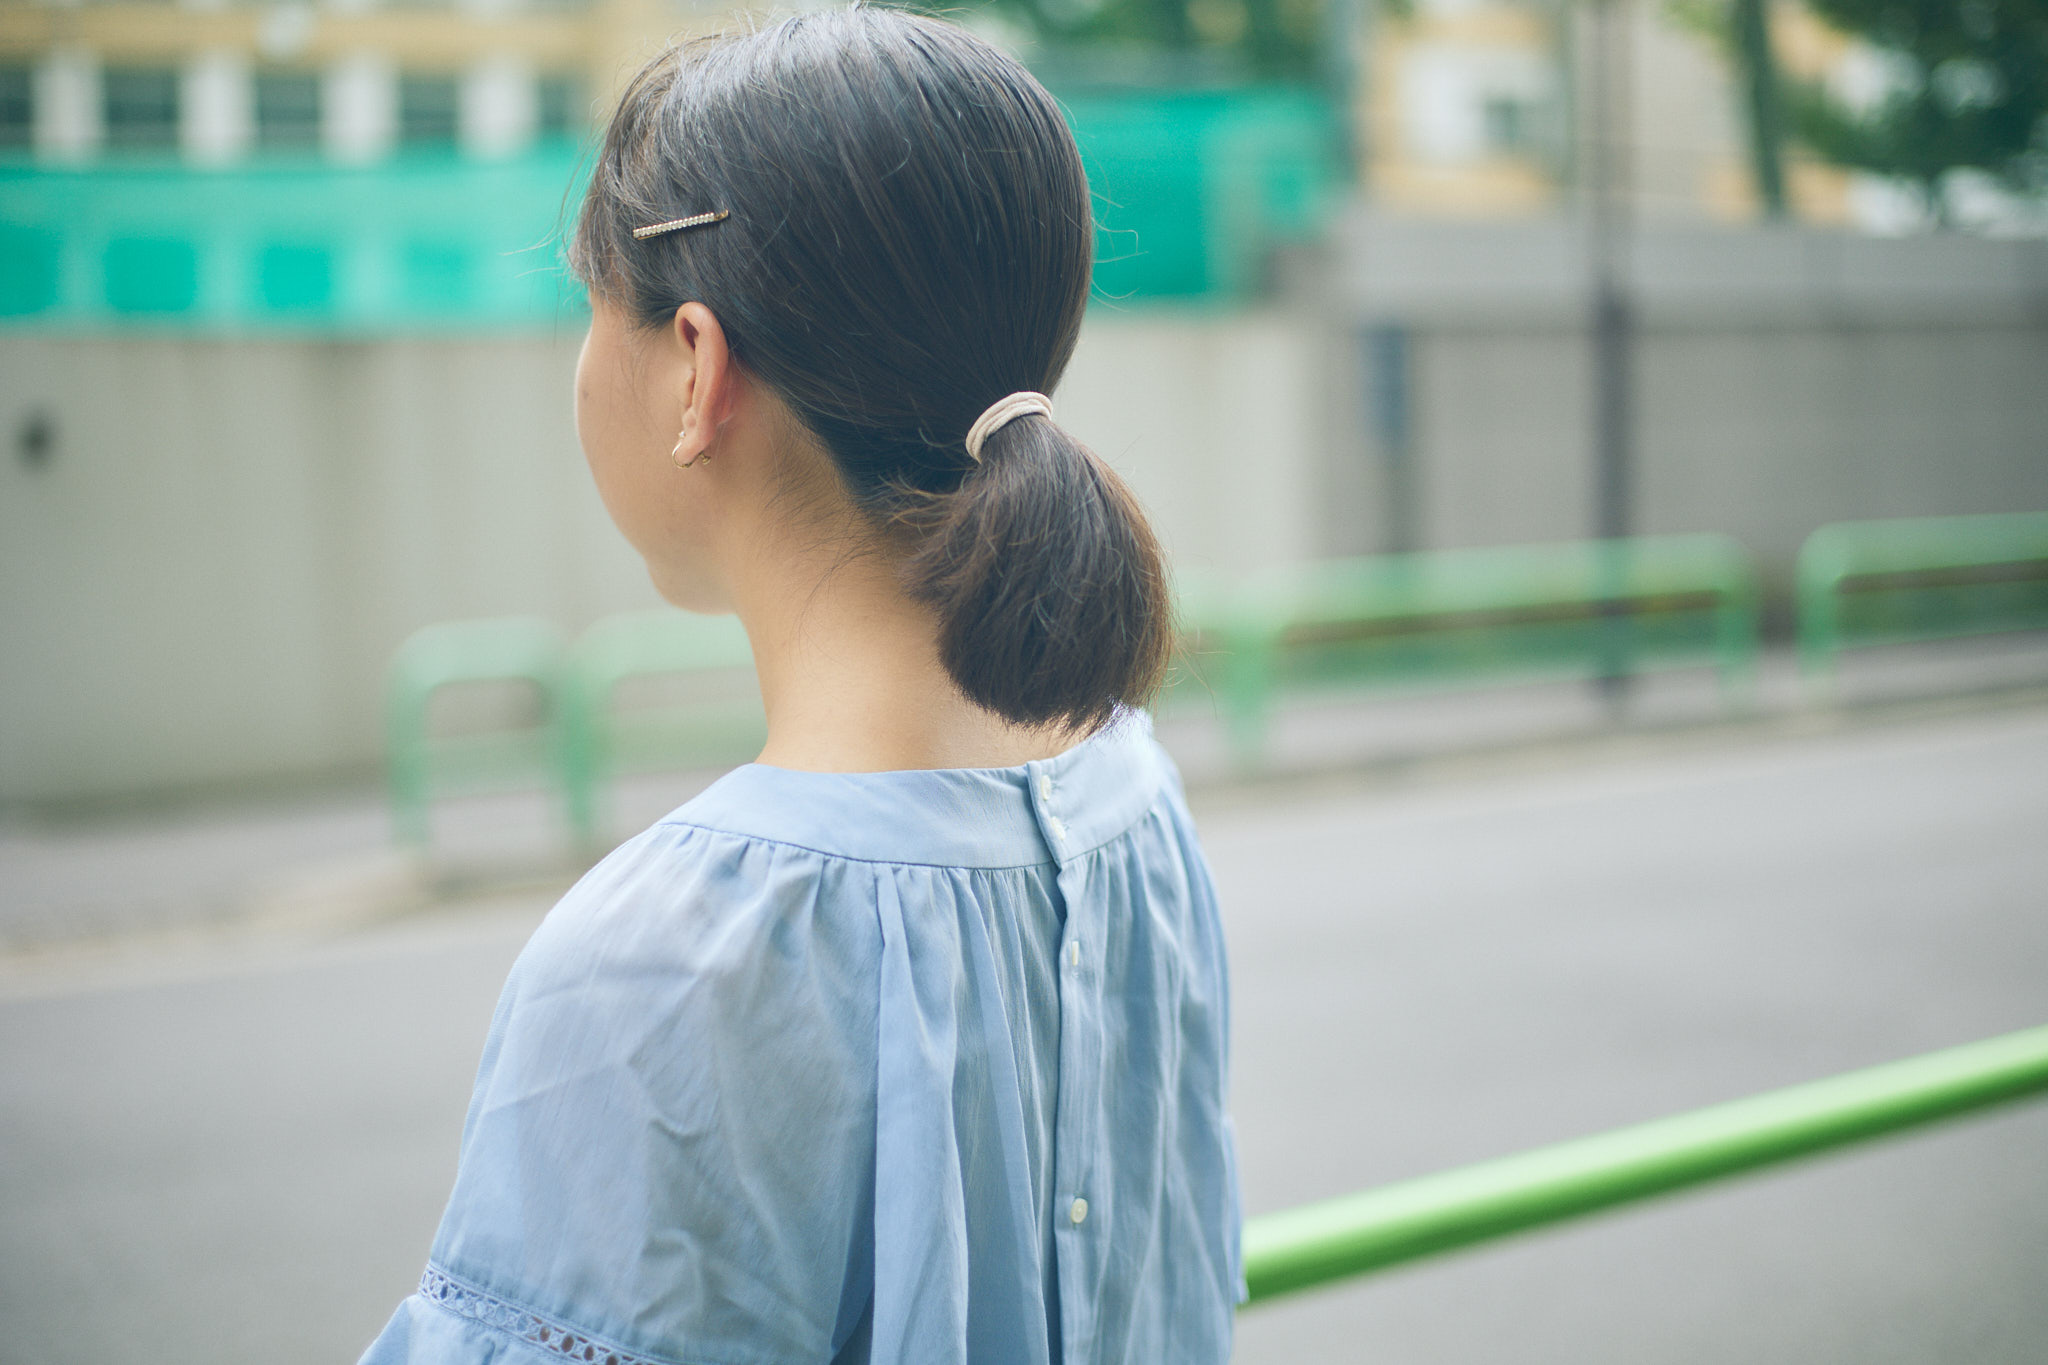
left=632, top=210, right=731, bottom=241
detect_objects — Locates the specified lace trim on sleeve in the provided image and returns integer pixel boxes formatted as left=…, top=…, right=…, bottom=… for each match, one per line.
left=417, top=1265, right=671, bottom=1365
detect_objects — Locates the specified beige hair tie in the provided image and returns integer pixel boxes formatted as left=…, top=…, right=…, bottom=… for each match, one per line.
left=964, top=391, right=1053, bottom=462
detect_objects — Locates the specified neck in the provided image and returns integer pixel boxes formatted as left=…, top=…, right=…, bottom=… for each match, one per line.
left=731, top=534, right=1078, bottom=774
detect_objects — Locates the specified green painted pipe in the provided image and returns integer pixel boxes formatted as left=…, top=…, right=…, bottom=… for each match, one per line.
left=1243, top=1023, right=2048, bottom=1304
left=1794, top=510, right=2048, bottom=689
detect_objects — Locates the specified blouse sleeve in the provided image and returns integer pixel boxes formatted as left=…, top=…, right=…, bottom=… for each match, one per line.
left=358, top=824, right=880, bottom=1365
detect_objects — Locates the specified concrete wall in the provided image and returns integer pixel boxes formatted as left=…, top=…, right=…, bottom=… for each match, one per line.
left=1310, top=214, right=2048, bottom=567
left=3, top=336, right=615, bottom=803
left=0, top=314, right=1326, bottom=805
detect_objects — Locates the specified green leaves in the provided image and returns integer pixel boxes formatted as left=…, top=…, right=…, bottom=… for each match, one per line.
left=1789, top=0, right=2048, bottom=209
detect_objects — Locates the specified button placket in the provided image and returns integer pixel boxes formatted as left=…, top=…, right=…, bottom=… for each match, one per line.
left=1034, top=766, right=1068, bottom=852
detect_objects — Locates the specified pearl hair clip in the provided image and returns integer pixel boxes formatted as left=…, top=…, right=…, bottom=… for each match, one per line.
left=632, top=210, right=731, bottom=241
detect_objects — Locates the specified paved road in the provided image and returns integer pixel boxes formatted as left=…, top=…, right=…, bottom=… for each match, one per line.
left=2, top=702, right=2045, bottom=1364
left=1216, top=702, right=2048, bottom=1364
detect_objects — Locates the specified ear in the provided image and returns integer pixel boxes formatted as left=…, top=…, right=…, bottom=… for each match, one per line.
left=670, top=301, right=738, bottom=464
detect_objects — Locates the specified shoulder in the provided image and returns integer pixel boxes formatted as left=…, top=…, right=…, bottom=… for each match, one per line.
left=516, top=811, right=882, bottom=1003
left=487, top=816, right=885, bottom=1132
left=411, top=817, right=883, bottom=1364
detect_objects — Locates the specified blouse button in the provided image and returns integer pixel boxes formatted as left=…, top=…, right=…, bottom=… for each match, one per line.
left=1046, top=815, right=1067, bottom=844
left=1037, top=773, right=1054, bottom=802
left=1067, top=940, right=1081, bottom=968
left=1069, top=1197, right=1089, bottom=1225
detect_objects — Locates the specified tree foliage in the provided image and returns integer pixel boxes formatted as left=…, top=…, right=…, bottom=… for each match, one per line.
left=1789, top=0, right=2048, bottom=209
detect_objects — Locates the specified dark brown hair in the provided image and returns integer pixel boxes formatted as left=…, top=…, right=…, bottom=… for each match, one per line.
left=570, top=6, right=1170, bottom=736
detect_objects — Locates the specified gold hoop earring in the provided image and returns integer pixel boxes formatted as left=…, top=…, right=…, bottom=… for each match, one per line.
left=671, top=431, right=710, bottom=469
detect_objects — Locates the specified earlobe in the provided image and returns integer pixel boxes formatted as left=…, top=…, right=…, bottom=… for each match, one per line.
left=672, top=420, right=711, bottom=470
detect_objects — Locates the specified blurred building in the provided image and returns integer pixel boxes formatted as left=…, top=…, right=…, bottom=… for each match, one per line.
left=0, top=0, right=1905, bottom=229
left=1354, top=0, right=1877, bottom=227
left=0, top=0, right=679, bottom=167
left=0, top=0, right=1344, bottom=805
left=0, top=0, right=698, bottom=329
left=0, top=0, right=1334, bottom=325
left=2, top=0, right=2044, bottom=808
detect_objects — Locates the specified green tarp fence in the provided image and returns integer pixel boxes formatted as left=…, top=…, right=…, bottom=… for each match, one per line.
left=0, top=87, right=1339, bottom=332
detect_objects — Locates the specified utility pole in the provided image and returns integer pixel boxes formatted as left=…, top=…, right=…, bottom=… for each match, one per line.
left=1732, top=0, right=1788, bottom=219
left=1586, top=0, right=1635, bottom=709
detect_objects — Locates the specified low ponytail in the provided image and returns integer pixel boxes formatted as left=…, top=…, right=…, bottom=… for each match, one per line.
left=902, top=416, right=1171, bottom=733
left=572, top=9, right=1171, bottom=734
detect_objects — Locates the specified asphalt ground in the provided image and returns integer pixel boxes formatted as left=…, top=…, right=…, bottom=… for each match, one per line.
left=1216, top=699, right=2048, bottom=1364
left=1, top=675, right=2044, bottom=1363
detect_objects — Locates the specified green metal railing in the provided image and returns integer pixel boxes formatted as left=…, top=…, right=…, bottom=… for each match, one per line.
left=387, top=514, right=2045, bottom=845
left=1797, top=511, right=2048, bottom=693
left=1175, top=535, right=1762, bottom=769
left=387, top=609, right=767, bottom=852
left=385, top=616, right=571, bottom=849
left=562, top=609, right=764, bottom=844
left=1240, top=1022, right=2048, bottom=1304
left=389, top=535, right=1768, bottom=845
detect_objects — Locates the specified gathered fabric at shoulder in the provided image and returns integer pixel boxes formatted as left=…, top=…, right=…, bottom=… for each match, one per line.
left=359, top=710, right=1241, bottom=1365
left=362, top=820, right=883, bottom=1365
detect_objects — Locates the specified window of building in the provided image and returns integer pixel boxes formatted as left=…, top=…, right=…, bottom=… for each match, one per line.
left=103, top=66, right=180, bottom=152
left=535, top=73, right=586, bottom=140
left=1482, top=95, right=1532, bottom=155
left=398, top=73, right=459, bottom=146
left=255, top=70, right=322, bottom=151
left=0, top=65, right=31, bottom=149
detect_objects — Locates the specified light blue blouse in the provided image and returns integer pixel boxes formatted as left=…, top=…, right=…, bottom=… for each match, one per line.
left=360, top=708, right=1242, bottom=1365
